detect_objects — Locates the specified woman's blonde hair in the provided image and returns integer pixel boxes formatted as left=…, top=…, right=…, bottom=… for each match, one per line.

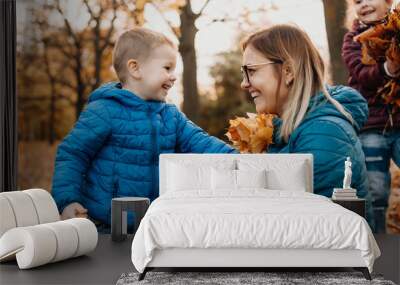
left=242, top=24, right=353, bottom=143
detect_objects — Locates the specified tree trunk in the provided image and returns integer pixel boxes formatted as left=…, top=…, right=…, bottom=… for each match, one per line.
left=75, top=44, right=85, bottom=120
left=322, top=0, right=348, bottom=85
left=43, top=47, right=56, bottom=145
left=93, top=18, right=102, bottom=91
left=48, top=79, right=56, bottom=145
left=179, top=1, right=200, bottom=124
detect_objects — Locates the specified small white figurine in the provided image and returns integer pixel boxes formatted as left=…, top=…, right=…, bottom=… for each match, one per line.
left=342, top=157, right=352, bottom=189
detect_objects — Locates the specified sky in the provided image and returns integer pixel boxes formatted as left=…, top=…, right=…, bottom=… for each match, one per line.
left=17, top=0, right=328, bottom=107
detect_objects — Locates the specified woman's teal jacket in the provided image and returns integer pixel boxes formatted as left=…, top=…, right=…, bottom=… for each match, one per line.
left=268, top=85, right=374, bottom=227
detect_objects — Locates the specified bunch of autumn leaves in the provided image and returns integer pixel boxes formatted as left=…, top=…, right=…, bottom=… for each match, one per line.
left=225, top=113, right=276, bottom=153
left=355, top=5, right=400, bottom=110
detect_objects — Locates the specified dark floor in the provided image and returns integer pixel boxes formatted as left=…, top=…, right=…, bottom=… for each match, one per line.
left=0, top=234, right=399, bottom=285
left=374, top=234, right=400, bottom=284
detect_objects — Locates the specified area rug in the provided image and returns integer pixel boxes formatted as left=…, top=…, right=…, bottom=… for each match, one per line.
left=116, top=271, right=396, bottom=285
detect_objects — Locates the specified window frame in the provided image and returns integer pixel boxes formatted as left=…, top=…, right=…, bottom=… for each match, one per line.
left=1, top=0, right=18, bottom=192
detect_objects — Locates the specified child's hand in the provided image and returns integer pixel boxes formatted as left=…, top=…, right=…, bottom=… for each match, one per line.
left=386, top=38, right=400, bottom=77
left=61, top=202, right=88, bottom=220
left=385, top=57, right=400, bottom=77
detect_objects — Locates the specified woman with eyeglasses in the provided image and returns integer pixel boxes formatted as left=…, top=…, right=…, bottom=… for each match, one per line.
left=240, top=24, right=375, bottom=230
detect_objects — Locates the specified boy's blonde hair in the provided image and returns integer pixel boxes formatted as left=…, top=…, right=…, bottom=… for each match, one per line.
left=113, top=27, right=175, bottom=83
left=242, top=24, right=353, bottom=143
left=344, top=0, right=394, bottom=30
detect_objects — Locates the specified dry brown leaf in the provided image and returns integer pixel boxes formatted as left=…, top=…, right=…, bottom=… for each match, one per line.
left=225, top=113, right=276, bottom=153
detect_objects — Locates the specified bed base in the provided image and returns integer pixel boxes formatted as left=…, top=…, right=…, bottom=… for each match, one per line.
left=138, top=267, right=371, bottom=281
left=137, top=248, right=372, bottom=281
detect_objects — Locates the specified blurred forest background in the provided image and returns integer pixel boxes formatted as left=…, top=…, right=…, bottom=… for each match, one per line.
left=16, top=0, right=400, bottom=233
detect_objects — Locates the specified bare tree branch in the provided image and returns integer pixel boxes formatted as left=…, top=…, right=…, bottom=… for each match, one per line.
left=43, top=45, right=55, bottom=82
left=149, top=2, right=180, bottom=38
left=54, top=0, right=79, bottom=45
left=45, top=38, right=74, bottom=58
left=57, top=94, right=75, bottom=105
left=83, top=0, right=97, bottom=28
left=98, top=1, right=105, bottom=19
left=196, top=0, right=211, bottom=17
left=100, top=0, right=117, bottom=52
left=83, top=0, right=95, bottom=20
left=58, top=78, right=76, bottom=91
left=202, top=16, right=237, bottom=27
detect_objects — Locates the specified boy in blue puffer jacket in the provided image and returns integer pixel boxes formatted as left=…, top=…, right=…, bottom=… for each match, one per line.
left=52, top=27, right=236, bottom=228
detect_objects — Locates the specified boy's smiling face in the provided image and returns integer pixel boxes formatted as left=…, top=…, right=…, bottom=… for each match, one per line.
left=135, top=44, right=177, bottom=101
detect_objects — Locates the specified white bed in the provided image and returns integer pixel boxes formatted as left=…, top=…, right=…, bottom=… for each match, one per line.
left=131, top=154, right=380, bottom=280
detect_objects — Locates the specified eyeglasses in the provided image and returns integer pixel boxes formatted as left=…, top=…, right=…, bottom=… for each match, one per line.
left=241, top=61, right=282, bottom=84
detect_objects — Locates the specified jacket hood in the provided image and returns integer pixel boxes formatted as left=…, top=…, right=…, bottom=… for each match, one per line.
left=304, top=85, right=368, bottom=132
left=272, top=85, right=368, bottom=146
left=88, top=82, right=166, bottom=113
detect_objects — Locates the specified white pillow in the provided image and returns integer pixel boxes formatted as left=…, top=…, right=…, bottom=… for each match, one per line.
left=266, top=166, right=307, bottom=191
left=211, top=169, right=236, bottom=190
left=167, top=163, right=211, bottom=191
left=238, top=159, right=307, bottom=191
left=237, top=169, right=267, bottom=189
left=166, top=158, right=236, bottom=170
left=166, top=159, right=236, bottom=192
left=211, top=169, right=267, bottom=191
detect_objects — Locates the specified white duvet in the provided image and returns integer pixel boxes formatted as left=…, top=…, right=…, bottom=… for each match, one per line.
left=131, top=190, right=380, bottom=273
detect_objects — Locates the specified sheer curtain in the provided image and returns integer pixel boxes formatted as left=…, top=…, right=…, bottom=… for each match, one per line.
left=0, top=0, right=17, bottom=192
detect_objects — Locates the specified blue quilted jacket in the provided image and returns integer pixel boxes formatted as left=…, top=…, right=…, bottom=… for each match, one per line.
left=52, top=82, right=236, bottom=225
left=268, top=85, right=374, bottom=228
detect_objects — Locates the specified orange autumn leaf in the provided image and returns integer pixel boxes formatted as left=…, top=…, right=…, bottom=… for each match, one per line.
left=354, top=24, right=388, bottom=43
left=225, top=113, right=276, bottom=153
left=386, top=38, right=400, bottom=62
left=235, top=120, right=252, bottom=142
left=252, top=127, right=274, bottom=153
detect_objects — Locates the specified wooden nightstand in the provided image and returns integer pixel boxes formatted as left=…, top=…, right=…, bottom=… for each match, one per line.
left=331, top=198, right=366, bottom=218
